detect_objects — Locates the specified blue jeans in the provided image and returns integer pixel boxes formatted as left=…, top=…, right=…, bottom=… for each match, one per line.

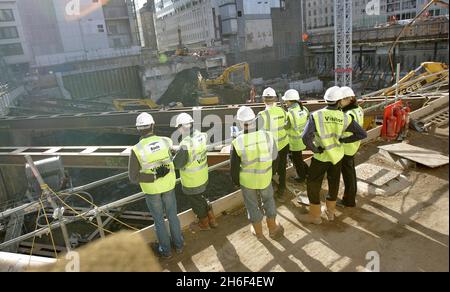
left=241, top=184, right=277, bottom=224
left=145, top=189, right=184, bottom=256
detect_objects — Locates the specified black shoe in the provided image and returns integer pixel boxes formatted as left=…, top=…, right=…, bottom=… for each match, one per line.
left=336, top=199, right=356, bottom=208
left=291, top=176, right=306, bottom=183
left=150, top=242, right=172, bottom=259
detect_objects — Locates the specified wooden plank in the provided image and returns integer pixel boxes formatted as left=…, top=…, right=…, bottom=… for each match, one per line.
left=378, top=143, right=449, bottom=168
left=355, top=163, right=402, bottom=186
left=409, top=95, right=449, bottom=120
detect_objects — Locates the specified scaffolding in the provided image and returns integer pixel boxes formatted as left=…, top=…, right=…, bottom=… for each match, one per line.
left=334, top=0, right=353, bottom=87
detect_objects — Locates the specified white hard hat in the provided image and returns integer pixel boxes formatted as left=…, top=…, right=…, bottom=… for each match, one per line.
left=340, top=86, right=356, bottom=98
left=324, top=86, right=345, bottom=102
left=136, top=112, right=155, bottom=129
left=282, top=89, right=300, bottom=101
left=175, top=113, right=194, bottom=127
left=262, top=87, right=277, bottom=98
left=236, top=106, right=256, bottom=123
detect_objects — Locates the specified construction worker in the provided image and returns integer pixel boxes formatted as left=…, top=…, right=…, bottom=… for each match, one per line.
left=282, top=89, right=310, bottom=183
left=172, top=113, right=218, bottom=231
left=128, top=113, right=184, bottom=258
left=231, top=106, right=284, bottom=240
left=300, top=87, right=367, bottom=225
left=258, top=87, right=290, bottom=202
left=338, top=87, right=365, bottom=207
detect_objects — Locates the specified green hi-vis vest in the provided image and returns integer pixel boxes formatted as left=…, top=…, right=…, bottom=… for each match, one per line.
left=133, top=136, right=176, bottom=195
left=287, top=103, right=309, bottom=152
left=232, top=130, right=274, bottom=190
left=179, top=131, right=209, bottom=188
left=312, top=108, right=350, bottom=165
left=260, top=106, right=289, bottom=150
left=343, top=106, right=364, bottom=156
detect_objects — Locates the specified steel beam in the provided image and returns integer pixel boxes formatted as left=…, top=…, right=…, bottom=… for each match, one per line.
left=0, top=97, right=436, bottom=132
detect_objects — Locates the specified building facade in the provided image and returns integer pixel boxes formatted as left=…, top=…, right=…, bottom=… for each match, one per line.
left=218, top=0, right=281, bottom=52
left=154, top=0, right=218, bottom=52
left=15, top=0, right=140, bottom=68
left=0, top=0, right=31, bottom=69
left=140, top=0, right=158, bottom=50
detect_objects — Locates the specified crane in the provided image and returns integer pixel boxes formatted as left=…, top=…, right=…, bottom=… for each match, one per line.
left=334, top=0, right=353, bottom=87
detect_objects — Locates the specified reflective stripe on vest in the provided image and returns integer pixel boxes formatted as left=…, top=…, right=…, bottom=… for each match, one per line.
left=343, top=106, right=364, bottom=156
left=312, top=109, right=347, bottom=165
left=261, top=106, right=289, bottom=150
left=232, top=130, right=274, bottom=190
left=287, top=104, right=309, bottom=151
left=133, top=136, right=176, bottom=195
left=179, top=131, right=209, bottom=188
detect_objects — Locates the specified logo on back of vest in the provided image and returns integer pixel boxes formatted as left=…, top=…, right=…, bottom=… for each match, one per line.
left=146, top=142, right=161, bottom=153
left=324, top=116, right=343, bottom=123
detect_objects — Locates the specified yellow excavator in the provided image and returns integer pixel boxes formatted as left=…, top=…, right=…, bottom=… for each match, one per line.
left=382, top=62, right=448, bottom=96
left=197, top=62, right=251, bottom=106
left=203, top=62, right=251, bottom=86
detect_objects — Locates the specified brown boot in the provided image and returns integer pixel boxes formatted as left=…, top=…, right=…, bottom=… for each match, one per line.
left=207, top=210, right=219, bottom=228
left=298, top=204, right=323, bottom=225
left=325, top=200, right=336, bottom=221
left=266, top=217, right=284, bottom=240
left=190, top=217, right=210, bottom=232
left=251, top=222, right=264, bottom=240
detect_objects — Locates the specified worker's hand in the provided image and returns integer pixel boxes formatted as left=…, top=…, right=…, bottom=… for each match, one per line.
left=316, top=146, right=325, bottom=154
left=155, top=165, right=171, bottom=179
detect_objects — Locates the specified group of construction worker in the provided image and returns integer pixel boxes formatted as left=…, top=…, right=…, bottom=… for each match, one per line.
left=128, top=85, right=367, bottom=258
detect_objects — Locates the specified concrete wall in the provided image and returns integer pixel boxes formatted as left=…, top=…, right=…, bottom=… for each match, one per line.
left=244, top=19, right=273, bottom=51
left=52, top=0, right=109, bottom=53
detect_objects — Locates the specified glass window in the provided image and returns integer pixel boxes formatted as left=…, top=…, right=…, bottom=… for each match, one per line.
left=0, top=43, right=24, bottom=56
left=0, top=26, right=19, bottom=39
left=0, top=9, right=14, bottom=22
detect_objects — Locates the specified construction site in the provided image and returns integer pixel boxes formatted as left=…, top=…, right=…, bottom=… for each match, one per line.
left=0, top=0, right=449, bottom=272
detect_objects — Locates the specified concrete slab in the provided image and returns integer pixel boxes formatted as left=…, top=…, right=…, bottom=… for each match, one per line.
left=378, top=143, right=449, bottom=168
left=356, top=163, right=402, bottom=187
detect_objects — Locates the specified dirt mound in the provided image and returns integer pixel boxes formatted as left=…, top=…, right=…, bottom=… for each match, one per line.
left=158, top=68, right=202, bottom=107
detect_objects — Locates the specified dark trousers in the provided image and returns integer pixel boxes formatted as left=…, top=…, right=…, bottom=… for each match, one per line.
left=307, top=158, right=343, bottom=205
left=341, top=154, right=357, bottom=207
left=275, top=145, right=289, bottom=192
left=291, top=150, right=309, bottom=180
left=186, top=193, right=209, bottom=219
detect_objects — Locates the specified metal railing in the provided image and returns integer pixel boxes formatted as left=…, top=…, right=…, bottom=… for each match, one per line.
left=0, top=159, right=230, bottom=251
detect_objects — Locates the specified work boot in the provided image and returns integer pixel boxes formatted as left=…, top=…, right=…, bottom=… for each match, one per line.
left=251, top=222, right=264, bottom=240
left=336, top=198, right=356, bottom=208
left=190, top=217, right=210, bottom=232
left=275, top=189, right=286, bottom=203
left=325, top=200, right=337, bottom=221
left=266, top=217, right=284, bottom=240
left=298, top=204, right=323, bottom=225
left=207, top=210, right=219, bottom=228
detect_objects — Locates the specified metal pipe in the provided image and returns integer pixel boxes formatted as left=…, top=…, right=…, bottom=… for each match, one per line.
left=362, top=69, right=449, bottom=98
left=0, top=160, right=230, bottom=251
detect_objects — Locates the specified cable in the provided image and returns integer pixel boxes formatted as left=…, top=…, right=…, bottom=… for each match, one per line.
left=49, top=189, right=116, bottom=236
left=38, top=198, right=58, bottom=258
left=59, top=191, right=139, bottom=232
